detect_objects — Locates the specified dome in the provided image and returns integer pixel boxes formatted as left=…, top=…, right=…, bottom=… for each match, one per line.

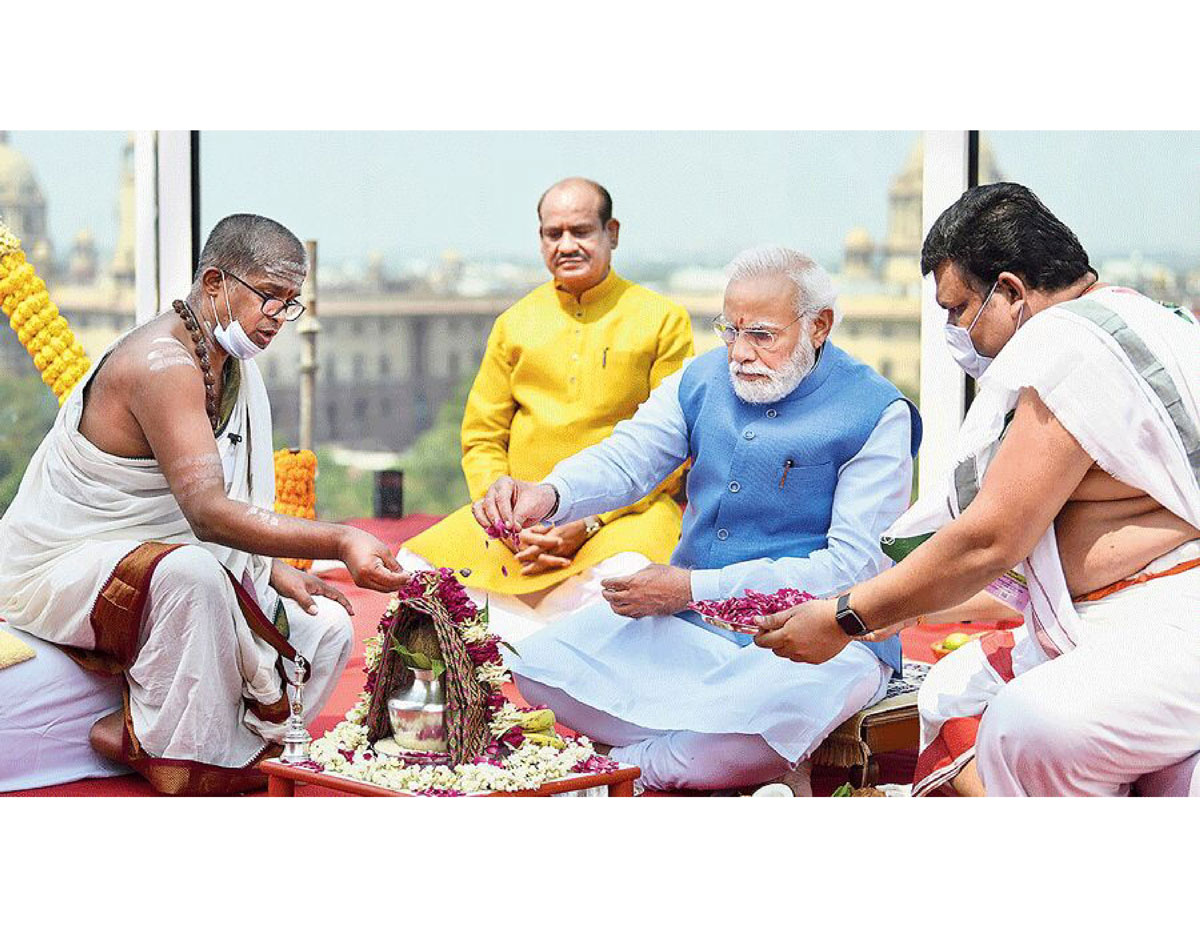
left=0, top=137, right=45, bottom=203
left=844, top=226, right=874, bottom=252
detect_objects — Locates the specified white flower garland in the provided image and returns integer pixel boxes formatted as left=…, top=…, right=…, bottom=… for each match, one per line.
left=309, top=721, right=603, bottom=794
left=306, top=575, right=615, bottom=795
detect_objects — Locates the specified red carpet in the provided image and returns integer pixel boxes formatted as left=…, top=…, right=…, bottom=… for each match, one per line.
left=4, top=516, right=1015, bottom=797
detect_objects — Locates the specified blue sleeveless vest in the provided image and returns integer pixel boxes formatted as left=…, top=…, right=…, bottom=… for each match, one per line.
left=671, top=343, right=922, bottom=672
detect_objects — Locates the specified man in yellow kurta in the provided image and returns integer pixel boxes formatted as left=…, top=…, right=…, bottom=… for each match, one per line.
left=403, top=177, right=693, bottom=640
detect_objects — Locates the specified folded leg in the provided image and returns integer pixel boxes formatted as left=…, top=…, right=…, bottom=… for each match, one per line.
left=977, top=576, right=1200, bottom=796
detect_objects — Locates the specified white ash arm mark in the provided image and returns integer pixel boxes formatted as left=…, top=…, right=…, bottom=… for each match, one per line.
left=245, top=505, right=281, bottom=528
left=170, top=452, right=225, bottom=503
left=146, top=338, right=199, bottom=373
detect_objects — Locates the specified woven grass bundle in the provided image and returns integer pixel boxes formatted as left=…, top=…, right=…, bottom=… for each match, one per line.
left=364, top=573, right=491, bottom=766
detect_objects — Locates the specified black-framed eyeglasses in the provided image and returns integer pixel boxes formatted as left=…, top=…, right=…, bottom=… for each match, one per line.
left=711, top=315, right=801, bottom=351
left=224, top=270, right=307, bottom=322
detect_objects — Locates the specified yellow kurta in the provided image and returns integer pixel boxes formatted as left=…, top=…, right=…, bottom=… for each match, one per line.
left=406, top=270, right=693, bottom=593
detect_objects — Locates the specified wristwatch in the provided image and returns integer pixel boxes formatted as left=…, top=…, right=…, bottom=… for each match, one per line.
left=583, top=516, right=601, bottom=539
left=835, top=593, right=869, bottom=637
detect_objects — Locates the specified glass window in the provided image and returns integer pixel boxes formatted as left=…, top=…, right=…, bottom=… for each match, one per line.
left=981, top=132, right=1199, bottom=312
left=200, top=130, right=925, bottom=509
left=1, top=131, right=138, bottom=516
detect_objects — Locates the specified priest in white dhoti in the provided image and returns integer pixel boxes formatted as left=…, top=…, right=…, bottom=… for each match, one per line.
left=754, top=184, right=1200, bottom=797
left=0, top=214, right=407, bottom=794
left=474, top=247, right=922, bottom=792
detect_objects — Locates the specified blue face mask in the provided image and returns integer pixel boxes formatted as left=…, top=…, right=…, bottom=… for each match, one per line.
left=944, top=280, right=999, bottom=379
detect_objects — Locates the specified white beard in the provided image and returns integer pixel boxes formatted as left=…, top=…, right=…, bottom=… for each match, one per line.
left=728, top=327, right=817, bottom=404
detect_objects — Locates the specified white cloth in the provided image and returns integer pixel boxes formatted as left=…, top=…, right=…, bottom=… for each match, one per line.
left=0, top=624, right=126, bottom=791
left=904, top=288, right=1200, bottom=796
left=510, top=603, right=891, bottom=769
left=0, top=594, right=351, bottom=791
left=396, top=548, right=650, bottom=643
left=888, top=286, right=1200, bottom=660
left=544, top=367, right=915, bottom=602
left=0, top=337, right=341, bottom=769
left=515, top=675, right=793, bottom=791
left=130, top=546, right=353, bottom=765
left=917, top=540, right=1200, bottom=796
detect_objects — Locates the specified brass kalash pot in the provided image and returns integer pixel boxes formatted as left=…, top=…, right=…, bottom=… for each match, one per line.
left=386, top=620, right=448, bottom=753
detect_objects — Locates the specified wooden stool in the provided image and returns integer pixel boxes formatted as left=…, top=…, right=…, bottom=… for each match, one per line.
left=810, top=661, right=930, bottom=787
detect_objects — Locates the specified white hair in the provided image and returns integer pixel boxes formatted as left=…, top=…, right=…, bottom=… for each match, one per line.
left=728, top=316, right=818, bottom=404
left=725, top=245, right=840, bottom=327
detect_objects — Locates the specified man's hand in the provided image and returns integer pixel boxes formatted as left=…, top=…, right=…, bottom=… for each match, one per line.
left=270, top=559, right=355, bottom=616
left=601, top=564, right=692, bottom=618
left=472, top=476, right=558, bottom=538
left=514, top=520, right=590, bottom=576
left=338, top=527, right=409, bottom=593
left=753, top=598, right=852, bottom=663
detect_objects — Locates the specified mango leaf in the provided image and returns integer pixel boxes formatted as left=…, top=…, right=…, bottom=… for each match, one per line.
left=391, top=642, right=433, bottom=671
left=831, top=783, right=854, bottom=797
left=429, top=657, right=447, bottom=680
left=499, top=639, right=520, bottom=658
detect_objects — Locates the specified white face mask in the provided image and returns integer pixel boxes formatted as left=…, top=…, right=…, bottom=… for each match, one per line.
left=211, top=273, right=265, bottom=360
left=944, top=280, right=999, bottom=379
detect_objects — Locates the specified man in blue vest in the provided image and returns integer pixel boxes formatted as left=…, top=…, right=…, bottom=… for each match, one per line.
left=474, top=246, right=922, bottom=793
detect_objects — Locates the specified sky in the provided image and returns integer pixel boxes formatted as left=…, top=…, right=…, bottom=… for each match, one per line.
left=7, top=130, right=1198, bottom=273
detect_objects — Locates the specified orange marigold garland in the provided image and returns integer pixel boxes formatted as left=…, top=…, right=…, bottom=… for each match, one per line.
left=274, top=447, right=318, bottom=570
left=0, top=221, right=92, bottom=404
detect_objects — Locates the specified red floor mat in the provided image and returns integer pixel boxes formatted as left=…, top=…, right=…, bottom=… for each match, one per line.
left=4, top=515, right=1013, bottom=797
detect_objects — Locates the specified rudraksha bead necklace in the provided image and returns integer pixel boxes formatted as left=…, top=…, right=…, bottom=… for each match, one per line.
left=172, top=299, right=220, bottom=431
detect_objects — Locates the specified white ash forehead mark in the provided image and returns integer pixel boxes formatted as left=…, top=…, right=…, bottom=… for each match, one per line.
left=245, top=505, right=281, bottom=528
left=261, top=260, right=307, bottom=290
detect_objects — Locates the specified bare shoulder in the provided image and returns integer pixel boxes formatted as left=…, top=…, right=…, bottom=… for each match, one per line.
left=80, top=317, right=206, bottom=457
left=109, top=319, right=198, bottom=383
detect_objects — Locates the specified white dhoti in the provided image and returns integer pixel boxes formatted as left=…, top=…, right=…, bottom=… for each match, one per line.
left=894, top=288, right=1200, bottom=796
left=0, top=585, right=350, bottom=792
left=915, top=541, right=1200, bottom=796
left=130, top=546, right=352, bottom=767
left=0, top=342, right=351, bottom=792
left=397, top=548, right=652, bottom=643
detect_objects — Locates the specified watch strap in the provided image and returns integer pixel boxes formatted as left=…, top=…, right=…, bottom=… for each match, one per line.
left=835, top=593, right=869, bottom=637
